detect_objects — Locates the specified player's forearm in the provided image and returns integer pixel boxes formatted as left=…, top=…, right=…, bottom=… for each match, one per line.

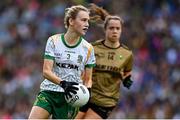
left=122, top=71, right=131, bottom=80
left=83, top=68, right=93, bottom=88
left=84, top=78, right=92, bottom=88
left=43, top=69, right=62, bottom=85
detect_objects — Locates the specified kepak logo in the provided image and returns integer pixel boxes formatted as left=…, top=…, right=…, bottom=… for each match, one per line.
left=56, top=62, right=79, bottom=70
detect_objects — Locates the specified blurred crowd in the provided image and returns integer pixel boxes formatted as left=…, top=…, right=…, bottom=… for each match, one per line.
left=0, top=0, right=179, bottom=119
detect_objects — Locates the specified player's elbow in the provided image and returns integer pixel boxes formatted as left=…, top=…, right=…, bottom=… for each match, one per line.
left=43, top=69, right=49, bottom=79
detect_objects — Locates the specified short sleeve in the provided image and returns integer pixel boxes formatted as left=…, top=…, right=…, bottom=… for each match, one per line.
left=85, top=47, right=96, bottom=68
left=124, top=53, right=133, bottom=72
left=44, top=37, right=55, bottom=60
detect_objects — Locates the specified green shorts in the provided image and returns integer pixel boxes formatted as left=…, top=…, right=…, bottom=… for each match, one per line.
left=33, top=90, right=79, bottom=119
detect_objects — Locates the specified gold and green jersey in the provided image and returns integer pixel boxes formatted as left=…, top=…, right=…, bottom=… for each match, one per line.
left=90, top=40, right=133, bottom=107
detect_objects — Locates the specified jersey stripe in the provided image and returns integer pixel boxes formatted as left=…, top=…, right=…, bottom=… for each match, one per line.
left=44, top=54, right=55, bottom=60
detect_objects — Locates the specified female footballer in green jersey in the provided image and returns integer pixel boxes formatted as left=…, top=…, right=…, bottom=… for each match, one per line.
left=28, top=5, right=95, bottom=119
left=75, top=4, right=133, bottom=119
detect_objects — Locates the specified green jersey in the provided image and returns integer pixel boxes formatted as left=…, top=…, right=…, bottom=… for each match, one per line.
left=40, top=34, right=96, bottom=92
left=91, top=40, right=133, bottom=107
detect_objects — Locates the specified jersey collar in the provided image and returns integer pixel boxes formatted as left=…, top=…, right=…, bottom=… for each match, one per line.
left=61, top=34, right=82, bottom=48
left=102, top=40, right=121, bottom=49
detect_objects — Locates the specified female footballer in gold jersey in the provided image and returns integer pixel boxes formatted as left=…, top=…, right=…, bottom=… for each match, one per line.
left=75, top=4, right=133, bottom=119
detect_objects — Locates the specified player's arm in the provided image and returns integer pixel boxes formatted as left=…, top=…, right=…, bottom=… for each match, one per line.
left=77, top=46, right=95, bottom=113
left=83, top=67, right=93, bottom=88
left=43, top=59, right=62, bottom=85
left=83, top=46, right=96, bottom=88
left=43, top=59, right=78, bottom=97
left=43, top=36, right=62, bottom=85
left=78, top=66, right=93, bottom=113
left=122, top=71, right=131, bottom=79
left=121, top=53, right=133, bottom=89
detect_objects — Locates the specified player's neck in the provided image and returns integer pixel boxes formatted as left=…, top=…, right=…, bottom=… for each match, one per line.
left=64, top=30, right=80, bottom=46
left=104, top=39, right=120, bottom=48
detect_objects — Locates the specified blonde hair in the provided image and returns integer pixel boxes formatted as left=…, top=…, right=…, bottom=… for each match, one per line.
left=89, top=3, right=124, bottom=29
left=64, top=5, right=89, bottom=29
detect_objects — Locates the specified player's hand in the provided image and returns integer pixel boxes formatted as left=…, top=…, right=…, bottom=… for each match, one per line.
left=123, top=75, right=133, bottom=89
left=59, top=81, right=79, bottom=98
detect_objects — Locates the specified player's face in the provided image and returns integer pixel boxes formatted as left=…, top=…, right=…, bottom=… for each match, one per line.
left=105, top=19, right=122, bottom=43
left=72, top=11, right=89, bottom=36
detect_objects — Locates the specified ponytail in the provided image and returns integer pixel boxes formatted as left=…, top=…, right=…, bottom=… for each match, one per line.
left=88, top=3, right=124, bottom=29
left=88, top=3, right=109, bottom=22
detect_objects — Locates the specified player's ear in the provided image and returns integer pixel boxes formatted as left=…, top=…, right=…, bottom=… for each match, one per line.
left=69, top=18, right=74, bottom=26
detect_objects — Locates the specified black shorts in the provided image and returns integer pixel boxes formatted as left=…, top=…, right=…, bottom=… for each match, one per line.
left=79, top=102, right=115, bottom=119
